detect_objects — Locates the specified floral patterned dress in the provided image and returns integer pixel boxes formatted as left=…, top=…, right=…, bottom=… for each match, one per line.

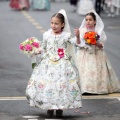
left=76, top=28, right=120, bottom=94
left=26, top=29, right=82, bottom=110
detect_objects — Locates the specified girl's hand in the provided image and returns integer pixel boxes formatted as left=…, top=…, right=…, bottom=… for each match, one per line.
left=96, top=43, right=103, bottom=49
left=74, top=28, right=80, bottom=38
left=74, top=28, right=80, bottom=44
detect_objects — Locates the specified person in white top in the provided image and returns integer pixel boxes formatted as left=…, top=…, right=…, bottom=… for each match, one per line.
left=77, top=0, right=95, bottom=15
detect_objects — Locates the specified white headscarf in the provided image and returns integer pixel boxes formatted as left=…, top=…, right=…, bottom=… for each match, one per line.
left=58, top=9, right=76, bottom=62
left=58, top=9, right=71, bottom=33
left=79, top=10, right=107, bottom=48
left=80, top=10, right=104, bottom=36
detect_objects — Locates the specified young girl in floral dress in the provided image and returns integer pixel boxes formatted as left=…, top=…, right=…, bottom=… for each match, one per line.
left=26, top=9, right=82, bottom=117
left=75, top=11, right=120, bottom=94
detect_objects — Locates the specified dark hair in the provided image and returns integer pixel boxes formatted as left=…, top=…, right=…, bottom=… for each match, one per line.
left=51, top=13, right=65, bottom=30
left=85, top=12, right=96, bottom=21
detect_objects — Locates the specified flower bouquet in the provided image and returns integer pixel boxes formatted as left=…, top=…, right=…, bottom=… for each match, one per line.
left=84, top=31, right=100, bottom=45
left=19, top=37, right=41, bottom=68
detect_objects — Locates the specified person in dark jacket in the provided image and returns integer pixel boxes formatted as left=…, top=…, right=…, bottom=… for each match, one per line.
left=95, top=0, right=101, bottom=15
left=70, top=0, right=78, bottom=6
left=69, top=0, right=78, bottom=12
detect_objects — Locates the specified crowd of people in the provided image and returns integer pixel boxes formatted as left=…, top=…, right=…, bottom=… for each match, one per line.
left=9, top=0, right=51, bottom=11
left=70, top=0, right=120, bottom=17
left=9, top=0, right=120, bottom=17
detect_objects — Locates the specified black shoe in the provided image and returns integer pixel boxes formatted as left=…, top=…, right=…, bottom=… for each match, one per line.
left=56, top=109, right=63, bottom=117
left=47, top=110, right=54, bottom=117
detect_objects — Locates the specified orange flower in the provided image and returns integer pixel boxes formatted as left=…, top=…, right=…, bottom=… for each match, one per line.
left=84, top=31, right=99, bottom=45
left=88, top=32, right=96, bottom=39
left=90, top=38, right=96, bottom=44
left=84, top=33, right=89, bottom=39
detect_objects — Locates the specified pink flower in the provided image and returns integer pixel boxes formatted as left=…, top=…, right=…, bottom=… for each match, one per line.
left=38, top=84, right=44, bottom=89
left=19, top=44, right=24, bottom=50
left=58, top=48, right=64, bottom=58
left=28, top=37, right=33, bottom=41
left=25, top=44, right=32, bottom=51
left=32, top=42, right=40, bottom=48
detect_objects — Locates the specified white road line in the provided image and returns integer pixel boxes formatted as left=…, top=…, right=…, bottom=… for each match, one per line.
left=117, top=97, right=120, bottom=101
left=23, top=116, right=39, bottom=119
left=0, top=94, right=120, bottom=101
left=28, top=119, right=38, bottom=120
left=45, top=119, right=63, bottom=120
left=83, top=93, right=120, bottom=99
left=83, top=96, right=119, bottom=99
left=21, top=11, right=46, bottom=34
left=23, top=116, right=63, bottom=120
left=0, top=97, right=26, bottom=100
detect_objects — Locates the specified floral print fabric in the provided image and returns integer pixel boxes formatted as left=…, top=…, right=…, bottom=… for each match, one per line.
left=26, top=30, right=82, bottom=109
left=76, top=47, right=120, bottom=94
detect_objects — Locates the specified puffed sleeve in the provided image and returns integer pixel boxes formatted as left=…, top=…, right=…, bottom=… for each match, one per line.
left=65, top=32, right=77, bottom=44
left=69, top=36, right=76, bottom=44
left=77, top=28, right=87, bottom=47
left=63, top=32, right=72, bottom=42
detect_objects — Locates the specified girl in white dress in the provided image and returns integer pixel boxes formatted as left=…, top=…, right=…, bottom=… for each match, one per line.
left=75, top=10, right=120, bottom=94
left=26, top=9, right=82, bottom=117
left=77, top=0, right=95, bottom=15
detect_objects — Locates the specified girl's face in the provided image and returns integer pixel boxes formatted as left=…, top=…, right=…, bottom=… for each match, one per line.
left=85, top=15, right=96, bottom=28
left=51, top=17, right=65, bottom=33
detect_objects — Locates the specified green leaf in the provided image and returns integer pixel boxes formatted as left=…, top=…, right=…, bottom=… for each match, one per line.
left=32, top=63, right=37, bottom=69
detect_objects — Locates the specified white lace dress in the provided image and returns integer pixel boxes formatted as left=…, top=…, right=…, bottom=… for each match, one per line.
left=26, top=29, right=82, bottom=110
left=76, top=28, right=120, bottom=94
